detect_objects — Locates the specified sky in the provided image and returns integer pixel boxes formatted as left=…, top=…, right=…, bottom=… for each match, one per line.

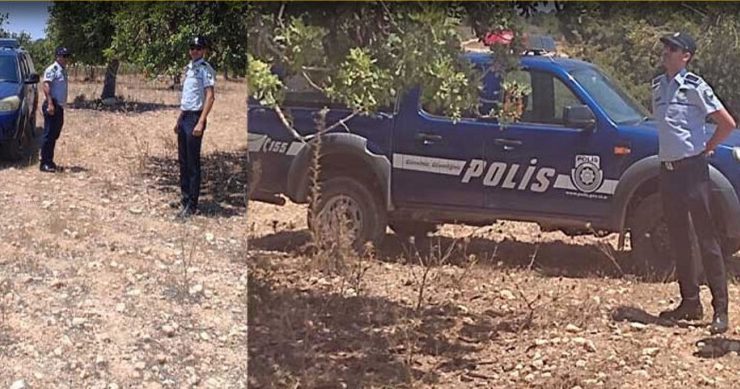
left=0, top=1, right=51, bottom=40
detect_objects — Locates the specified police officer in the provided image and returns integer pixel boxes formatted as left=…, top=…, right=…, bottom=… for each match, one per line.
left=40, top=46, right=71, bottom=173
left=652, top=32, right=737, bottom=334
left=174, top=36, right=216, bottom=217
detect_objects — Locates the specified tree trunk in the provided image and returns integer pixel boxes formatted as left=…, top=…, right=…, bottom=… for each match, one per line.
left=224, top=67, right=229, bottom=80
left=170, top=74, right=181, bottom=89
left=101, top=59, right=120, bottom=100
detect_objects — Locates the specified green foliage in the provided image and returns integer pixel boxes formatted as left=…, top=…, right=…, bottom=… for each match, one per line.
left=554, top=2, right=740, bottom=116
left=247, top=56, right=284, bottom=108
left=325, top=48, right=393, bottom=113
left=48, top=2, right=116, bottom=66
left=248, top=2, right=526, bottom=120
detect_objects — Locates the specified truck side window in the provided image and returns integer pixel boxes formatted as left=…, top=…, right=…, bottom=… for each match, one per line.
left=509, top=69, right=582, bottom=126
left=281, top=72, right=395, bottom=113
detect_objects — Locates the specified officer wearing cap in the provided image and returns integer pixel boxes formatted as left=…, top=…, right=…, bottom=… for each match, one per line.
left=40, top=46, right=71, bottom=173
left=173, top=36, right=216, bottom=217
left=652, top=31, right=737, bottom=334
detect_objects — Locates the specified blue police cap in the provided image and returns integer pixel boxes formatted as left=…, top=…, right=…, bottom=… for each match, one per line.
left=660, top=32, right=696, bottom=55
left=190, top=36, right=209, bottom=49
left=55, top=46, right=71, bottom=56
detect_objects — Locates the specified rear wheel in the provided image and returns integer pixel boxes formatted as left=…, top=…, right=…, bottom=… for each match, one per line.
left=308, top=176, right=387, bottom=252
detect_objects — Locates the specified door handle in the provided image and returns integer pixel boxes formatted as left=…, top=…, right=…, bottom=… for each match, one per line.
left=493, top=138, right=522, bottom=151
left=416, top=132, right=443, bottom=145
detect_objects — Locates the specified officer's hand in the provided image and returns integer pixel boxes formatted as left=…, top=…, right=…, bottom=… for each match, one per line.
left=193, top=122, right=204, bottom=138
left=47, top=104, right=55, bottom=116
left=703, top=148, right=715, bottom=158
left=173, top=123, right=179, bottom=134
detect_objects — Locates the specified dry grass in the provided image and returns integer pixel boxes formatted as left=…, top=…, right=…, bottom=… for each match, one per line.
left=0, top=73, right=247, bottom=387
left=249, top=199, right=740, bottom=388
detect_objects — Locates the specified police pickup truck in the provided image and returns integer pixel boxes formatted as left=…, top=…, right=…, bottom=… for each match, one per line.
left=247, top=48, right=740, bottom=276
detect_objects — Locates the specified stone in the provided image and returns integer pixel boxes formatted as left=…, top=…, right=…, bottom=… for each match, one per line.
left=566, top=324, right=582, bottom=333
left=10, top=380, right=28, bottom=389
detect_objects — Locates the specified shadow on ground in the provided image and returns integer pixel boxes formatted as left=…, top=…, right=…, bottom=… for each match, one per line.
left=69, top=99, right=179, bottom=114
left=249, top=229, right=638, bottom=280
left=248, top=269, right=533, bottom=388
left=143, top=149, right=248, bottom=218
left=250, top=227, right=740, bottom=281
left=694, top=337, right=740, bottom=358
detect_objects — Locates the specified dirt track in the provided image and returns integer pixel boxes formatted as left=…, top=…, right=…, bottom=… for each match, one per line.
left=248, top=199, right=740, bottom=388
left=0, top=75, right=248, bottom=387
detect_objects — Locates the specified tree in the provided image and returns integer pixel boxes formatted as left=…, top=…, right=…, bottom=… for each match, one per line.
left=109, top=1, right=247, bottom=86
left=247, top=2, right=533, bottom=125
left=47, top=1, right=120, bottom=99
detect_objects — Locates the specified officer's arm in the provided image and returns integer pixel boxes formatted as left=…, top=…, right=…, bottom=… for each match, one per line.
left=705, top=109, right=736, bottom=154
left=43, top=81, right=52, bottom=102
left=198, top=86, right=215, bottom=125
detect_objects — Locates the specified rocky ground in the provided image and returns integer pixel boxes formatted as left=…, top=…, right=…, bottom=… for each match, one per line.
left=248, top=200, right=740, bottom=388
left=0, top=75, right=248, bottom=387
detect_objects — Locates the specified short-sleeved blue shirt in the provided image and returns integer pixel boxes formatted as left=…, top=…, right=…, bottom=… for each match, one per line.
left=180, top=58, right=215, bottom=111
left=43, top=61, right=68, bottom=107
left=652, top=68, right=723, bottom=162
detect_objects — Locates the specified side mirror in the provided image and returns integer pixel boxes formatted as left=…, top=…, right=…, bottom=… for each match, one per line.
left=25, top=73, right=40, bottom=84
left=564, top=104, right=596, bottom=131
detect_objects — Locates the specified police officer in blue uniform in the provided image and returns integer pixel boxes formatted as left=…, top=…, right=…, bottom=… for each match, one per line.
left=652, top=32, right=737, bottom=334
left=174, top=36, right=216, bottom=217
left=40, top=46, right=71, bottom=173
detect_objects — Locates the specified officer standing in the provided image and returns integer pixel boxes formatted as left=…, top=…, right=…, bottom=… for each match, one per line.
left=40, top=46, right=71, bottom=173
left=174, top=36, right=216, bottom=217
left=652, top=32, right=737, bottom=334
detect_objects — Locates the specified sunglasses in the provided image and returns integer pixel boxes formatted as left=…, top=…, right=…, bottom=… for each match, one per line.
left=189, top=46, right=204, bottom=51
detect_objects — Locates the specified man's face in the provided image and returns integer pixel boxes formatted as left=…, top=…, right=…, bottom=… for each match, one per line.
left=189, top=45, right=205, bottom=61
left=57, top=54, right=69, bottom=66
left=661, top=42, right=691, bottom=72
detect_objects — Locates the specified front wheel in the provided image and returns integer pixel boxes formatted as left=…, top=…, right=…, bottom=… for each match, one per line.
left=308, top=176, right=387, bottom=252
left=628, top=194, right=675, bottom=281
left=628, top=193, right=736, bottom=280
left=0, top=117, right=32, bottom=161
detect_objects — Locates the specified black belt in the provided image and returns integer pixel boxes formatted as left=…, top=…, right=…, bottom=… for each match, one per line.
left=661, top=154, right=703, bottom=171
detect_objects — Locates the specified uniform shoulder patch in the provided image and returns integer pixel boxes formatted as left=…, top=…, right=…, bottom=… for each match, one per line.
left=684, top=73, right=703, bottom=87
left=651, top=76, right=662, bottom=89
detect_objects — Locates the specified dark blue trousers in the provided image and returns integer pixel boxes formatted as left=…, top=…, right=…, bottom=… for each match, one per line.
left=660, top=154, right=728, bottom=313
left=41, top=100, right=64, bottom=165
left=177, top=111, right=204, bottom=209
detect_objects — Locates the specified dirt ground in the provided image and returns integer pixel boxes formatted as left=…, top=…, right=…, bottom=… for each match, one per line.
left=0, top=74, right=248, bottom=387
left=248, top=199, right=740, bottom=388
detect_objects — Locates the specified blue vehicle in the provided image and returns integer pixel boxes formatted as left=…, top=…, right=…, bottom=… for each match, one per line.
left=247, top=48, right=740, bottom=276
left=0, top=38, right=40, bottom=161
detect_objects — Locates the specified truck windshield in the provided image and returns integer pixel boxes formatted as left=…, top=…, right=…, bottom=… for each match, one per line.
left=569, top=66, right=648, bottom=125
left=0, top=56, right=19, bottom=82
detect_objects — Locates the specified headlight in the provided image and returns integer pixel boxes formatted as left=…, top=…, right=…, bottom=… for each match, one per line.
left=0, top=96, right=20, bottom=112
left=733, top=147, right=740, bottom=162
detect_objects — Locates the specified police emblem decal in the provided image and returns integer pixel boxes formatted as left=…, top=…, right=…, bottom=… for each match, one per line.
left=571, top=155, right=604, bottom=193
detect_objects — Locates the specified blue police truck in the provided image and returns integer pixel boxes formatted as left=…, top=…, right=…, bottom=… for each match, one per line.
left=0, top=38, right=39, bottom=160
left=247, top=48, right=740, bottom=276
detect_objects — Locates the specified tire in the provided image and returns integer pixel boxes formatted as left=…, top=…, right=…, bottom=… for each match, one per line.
left=389, top=220, right=438, bottom=241
left=628, top=193, right=736, bottom=280
left=308, top=176, right=387, bottom=252
left=628, top=193, right=676, bottom=281
left=0, top=117, right=32, bottom=161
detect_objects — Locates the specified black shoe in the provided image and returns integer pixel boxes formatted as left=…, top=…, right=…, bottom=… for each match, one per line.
left=659, top=302, right=704, bottom=321
left=177, top=205, right=197, bottom=219
left=39, top=163, right=56, bottom=173
left=710, top=312, right=729, bottom=334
